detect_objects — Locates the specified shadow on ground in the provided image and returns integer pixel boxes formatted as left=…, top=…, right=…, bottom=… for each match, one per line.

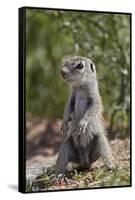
left=8, top=184, right=18, bottom=191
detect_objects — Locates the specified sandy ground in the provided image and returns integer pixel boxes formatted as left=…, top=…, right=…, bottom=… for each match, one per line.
left=26, top=119, right=130, bottom=181
left=26, top=138, right=130, bottom=181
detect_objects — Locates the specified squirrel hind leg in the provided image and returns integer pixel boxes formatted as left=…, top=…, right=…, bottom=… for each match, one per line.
left=89, top=137, right=100, bottom=164
left=89, top=146, right=100, bottom=164
left=56, top=138, right=79, bottom=174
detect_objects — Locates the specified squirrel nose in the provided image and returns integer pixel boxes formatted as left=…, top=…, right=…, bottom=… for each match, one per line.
left=61, top=69, right=66, bottom=76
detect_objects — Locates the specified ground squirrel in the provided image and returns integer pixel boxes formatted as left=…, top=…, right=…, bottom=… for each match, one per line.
left=56, top=56, right=114, bottom=174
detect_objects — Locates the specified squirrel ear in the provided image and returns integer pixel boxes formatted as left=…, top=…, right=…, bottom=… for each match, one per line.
left=90, top=63, right=95, bottom=72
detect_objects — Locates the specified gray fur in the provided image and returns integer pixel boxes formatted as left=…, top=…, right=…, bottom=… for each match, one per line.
left=56, top=56, right=114, bottom=174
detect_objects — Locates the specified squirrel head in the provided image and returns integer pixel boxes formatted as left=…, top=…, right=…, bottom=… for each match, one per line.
left=61, top=56, right=96, bottom=86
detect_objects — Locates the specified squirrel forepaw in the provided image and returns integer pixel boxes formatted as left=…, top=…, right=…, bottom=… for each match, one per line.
left=76, top=119, right=88, bottom=134
left=61, top=121, right=69, bottom=134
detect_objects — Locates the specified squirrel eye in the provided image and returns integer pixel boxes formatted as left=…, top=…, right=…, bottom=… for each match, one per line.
left=75, top=63, right=83, bottom=69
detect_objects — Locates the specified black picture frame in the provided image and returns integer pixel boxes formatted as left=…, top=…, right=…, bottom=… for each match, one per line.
left=19, top=6, right=132, bottom=193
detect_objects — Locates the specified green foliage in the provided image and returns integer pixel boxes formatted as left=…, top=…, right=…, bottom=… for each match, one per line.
left=26, top=9, right=130, bottom=134
left=26, top=166, right=130, bottom=192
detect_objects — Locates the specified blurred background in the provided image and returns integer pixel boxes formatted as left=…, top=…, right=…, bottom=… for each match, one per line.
left=26, top=8, right=130, bottom=174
